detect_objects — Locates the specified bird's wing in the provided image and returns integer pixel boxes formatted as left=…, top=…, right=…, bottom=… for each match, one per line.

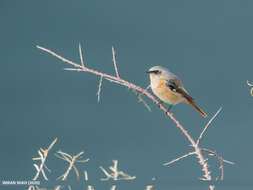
left=165, top=79, right=207, bottom=117
left=165, top=79, right=194, bottom=101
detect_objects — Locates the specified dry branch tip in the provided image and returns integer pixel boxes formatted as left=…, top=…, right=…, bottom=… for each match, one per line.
left=197, top=107, right=222, bottom=146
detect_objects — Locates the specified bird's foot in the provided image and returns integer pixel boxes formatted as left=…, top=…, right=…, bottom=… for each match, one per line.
left=157, top=100, right=164, bottom=108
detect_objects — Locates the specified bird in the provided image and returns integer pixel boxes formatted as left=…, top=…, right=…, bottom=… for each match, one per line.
left=147, top=66, right=207, bottom=118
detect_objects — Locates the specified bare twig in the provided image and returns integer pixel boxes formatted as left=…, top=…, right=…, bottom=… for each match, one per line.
left=132, top=85, right=152, bottom=111
left=84, top=170, right=88, bottom=181
left=197, top=108, right=222, bottom=146
left=32, top=138, right=57, bottom=180
left=97, top=76, right=103, bottom=103
left=79, top=43, right=85, bottom=68
left=64, top=68, right=83, bottom=72
left=112, top=46, right=120, bottom=78
left=100, top=160, right=136, bottom=181
left=163, top=151, right=196, bottom=166
left=132, top=89, right=151, bottom=111
left=55, top=150, right=89, bottom=180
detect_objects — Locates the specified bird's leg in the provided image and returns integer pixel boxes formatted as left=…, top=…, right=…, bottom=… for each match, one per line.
left=166, top=104, right=173, bottom=114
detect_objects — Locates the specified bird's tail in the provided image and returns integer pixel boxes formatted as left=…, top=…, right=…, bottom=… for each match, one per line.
left=187, top=99, right=207, bottom=118
left=176, top=88, right=207, bottom=118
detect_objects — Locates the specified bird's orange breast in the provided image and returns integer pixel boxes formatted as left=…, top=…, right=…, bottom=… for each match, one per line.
left=152, top=78, right=183, bottom=105
left=157, top=78, right=166, bottom=88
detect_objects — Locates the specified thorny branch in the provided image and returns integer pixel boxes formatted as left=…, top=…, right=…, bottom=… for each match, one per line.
left=201, top=148, right=234, bottom=180
left=164, top=109, right=234, bottom=180
left=36, top=44, right=233, bottom=189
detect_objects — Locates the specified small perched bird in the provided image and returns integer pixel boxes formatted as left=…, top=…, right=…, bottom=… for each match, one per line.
left=147, top=66, right=207, bottom=118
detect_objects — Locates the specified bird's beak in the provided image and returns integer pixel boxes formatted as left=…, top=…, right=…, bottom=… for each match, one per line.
left=146, top=71, right=151, bottom=74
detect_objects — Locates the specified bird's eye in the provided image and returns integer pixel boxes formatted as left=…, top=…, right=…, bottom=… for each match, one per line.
left=153, top=70, right=161, bottom=74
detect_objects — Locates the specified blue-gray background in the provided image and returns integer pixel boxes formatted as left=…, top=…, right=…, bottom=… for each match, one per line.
left=1, top=0, right=253, bottom=189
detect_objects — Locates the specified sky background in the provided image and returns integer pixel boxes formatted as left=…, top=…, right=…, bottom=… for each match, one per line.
left=1, top=0, right=253, bottom=190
